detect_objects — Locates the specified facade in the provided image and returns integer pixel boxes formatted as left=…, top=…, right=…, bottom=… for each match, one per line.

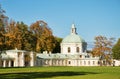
left=0, top=48, right=34, bottom=67
left=36, top=52, right=99, bottom=66
left=0, top=23, right=120, bottom=67
left=36, top=24, right=100, bottom=66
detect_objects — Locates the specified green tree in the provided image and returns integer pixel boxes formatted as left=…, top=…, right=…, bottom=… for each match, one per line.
left=53, top=37, right=62, bottom=53
left=0, top=4, right=8, bottom=51
left=112, top=38, right=120, bottom=60
left=0, top=4, right=5, bottom=28
left=92, top=35, right=114, bottom=66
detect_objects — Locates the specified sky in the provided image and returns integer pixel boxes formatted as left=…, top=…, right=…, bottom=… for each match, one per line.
left=0, top=0, right=120, bottom=47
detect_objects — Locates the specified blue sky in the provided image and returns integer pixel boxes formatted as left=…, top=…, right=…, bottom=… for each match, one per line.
left=0, top=0, right=120, bottom=44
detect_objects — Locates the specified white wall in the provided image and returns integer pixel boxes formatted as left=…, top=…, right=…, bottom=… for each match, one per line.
left=5, top=50, right=35, bottom=67
left=61, top=43, right=83, bottom=54
left=113, top=60, right=120, bottom=66
left=6, top=52, right=18, bottom=67
left=36, top=58, right=100, bottom=66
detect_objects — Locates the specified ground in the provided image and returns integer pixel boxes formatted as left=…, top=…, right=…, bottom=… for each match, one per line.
left=0, top=66, right=120, bottom=79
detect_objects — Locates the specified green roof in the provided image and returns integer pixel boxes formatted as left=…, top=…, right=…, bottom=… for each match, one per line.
left=62, top=34, right=85, bottom=43
left=62, top=23, right=86, bottom=43
left=37, top=53, right=99, bottom=59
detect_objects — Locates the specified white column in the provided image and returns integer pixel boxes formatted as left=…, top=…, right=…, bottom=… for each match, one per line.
left=48, top=60, right=51, bottom=66
left=21, top=52, right=24, bottom=67
left=30, top=52, right=34, bottom=66
left=63, top=59, right=65, bottom=66
left=3, top=60, right=6, bottom=67
left=8, top=60, right=11, bottom=67
left=14, top=53, right=18, bottom=67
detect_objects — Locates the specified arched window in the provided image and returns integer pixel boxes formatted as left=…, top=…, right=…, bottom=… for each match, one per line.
left=68, top=47, right=71, bottom=53
left=80, top=55, right=82, bottom=58
left=76, top=47, right=79, bottom=53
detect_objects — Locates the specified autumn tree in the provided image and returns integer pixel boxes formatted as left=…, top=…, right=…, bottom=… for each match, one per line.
left=41, top=26, right=57, bottom=52
left=92, top=35, right=114, bottom=66
left=30, top=20, right=56, bottom=53
left=15, top=21, right=35, bottom=51
left=0, top=5, right=57, bottom=53
left=4, top=21, right=34, bottom=51
left=112, top=38, right=120, bottom=60
left=30, top=21, right=44, bottom=52
left=5, top=21, right=16, bottom=49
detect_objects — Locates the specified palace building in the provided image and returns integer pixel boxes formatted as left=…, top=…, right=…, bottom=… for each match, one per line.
left=0, top=23, right=120, bottom=67
left=36, top=24, right=100, bottom=66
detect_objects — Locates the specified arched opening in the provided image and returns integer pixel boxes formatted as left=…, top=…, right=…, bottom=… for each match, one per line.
left=11, top=60, right=14, bottom=67
left=24, top=54, right=31, bottom=67
left=80, top=55, right=82, bottom=58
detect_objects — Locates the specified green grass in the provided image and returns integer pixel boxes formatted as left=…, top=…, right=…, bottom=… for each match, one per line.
left=0, top=66, right=120, bottom=79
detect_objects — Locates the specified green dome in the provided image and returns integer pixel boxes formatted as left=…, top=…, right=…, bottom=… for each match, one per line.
left=62, top=23, right=85, bottom=43
left=62, top=34, right=85, bottom=43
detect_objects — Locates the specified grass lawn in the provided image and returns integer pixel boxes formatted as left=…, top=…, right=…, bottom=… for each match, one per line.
left=0, top=66, right=120, bottom=79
